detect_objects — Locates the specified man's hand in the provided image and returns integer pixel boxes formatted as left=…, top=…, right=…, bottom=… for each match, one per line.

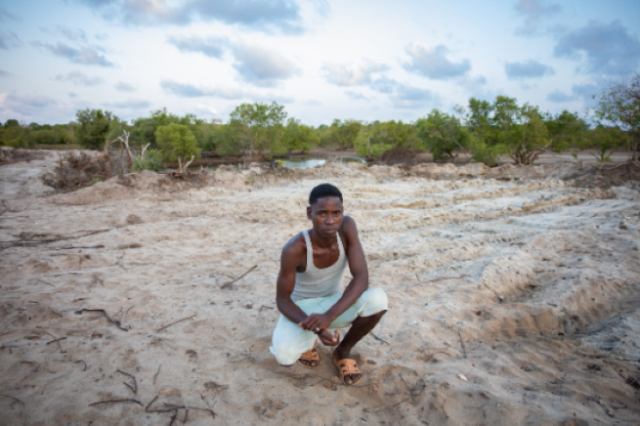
left=298, top=313, right=332, bottom=333
left=318, top=329, right=339, bottom=346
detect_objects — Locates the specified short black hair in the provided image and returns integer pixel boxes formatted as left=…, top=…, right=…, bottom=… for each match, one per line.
left=309, top=183, right=343, bottom=205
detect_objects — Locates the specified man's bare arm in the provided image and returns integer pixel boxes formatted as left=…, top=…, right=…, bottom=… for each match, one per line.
left=275, top=237, right=309, bottom=325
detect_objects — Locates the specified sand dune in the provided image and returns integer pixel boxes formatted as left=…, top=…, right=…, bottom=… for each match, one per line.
left=1, top=151, right=639, bottom=425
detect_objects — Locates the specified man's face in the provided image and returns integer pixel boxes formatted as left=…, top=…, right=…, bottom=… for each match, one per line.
left=307, top=196, right=344, bottom=238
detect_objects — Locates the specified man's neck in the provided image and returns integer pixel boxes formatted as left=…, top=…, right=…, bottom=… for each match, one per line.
left=309, top=229, right=337, bottom=248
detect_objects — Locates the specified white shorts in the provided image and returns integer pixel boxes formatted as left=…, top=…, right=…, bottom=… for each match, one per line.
left=269, top=287, right=388, bottom=365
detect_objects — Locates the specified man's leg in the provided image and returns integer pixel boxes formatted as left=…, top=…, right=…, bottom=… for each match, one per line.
left=333, top=310, right=386, bottom=384
left=270, top=313, right=318, bottom=366
left=328, top=287, right=389, bottom=384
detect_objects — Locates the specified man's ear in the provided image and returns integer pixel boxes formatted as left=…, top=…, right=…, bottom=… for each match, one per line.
left=306, top=206, right=312, bottom=219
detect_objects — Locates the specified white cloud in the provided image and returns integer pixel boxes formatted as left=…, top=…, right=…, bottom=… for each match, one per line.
left=54, top=71, right=104, bottom=86
left=403, top=43, right=470, bottom=80
left=323, top=61, right=389, bottom=87
left=231, top=43, right=297, bottom=87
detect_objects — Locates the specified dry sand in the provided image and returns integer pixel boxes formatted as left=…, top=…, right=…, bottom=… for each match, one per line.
left=1, top=150, right=639, bottom=425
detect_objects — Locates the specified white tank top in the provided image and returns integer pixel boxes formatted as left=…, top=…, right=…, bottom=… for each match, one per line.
left=290, top=230, right=347, bottom=302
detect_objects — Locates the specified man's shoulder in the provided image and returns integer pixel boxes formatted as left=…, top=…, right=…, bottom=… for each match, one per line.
left=282, top=231, right=307, bottom=256
left=342, top=215, right=357, bottom=227
left=341, top=215, right=359, bottom=235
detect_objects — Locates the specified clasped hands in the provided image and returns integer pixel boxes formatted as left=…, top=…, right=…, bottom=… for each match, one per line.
left=298, top=313, right=339, bottom=346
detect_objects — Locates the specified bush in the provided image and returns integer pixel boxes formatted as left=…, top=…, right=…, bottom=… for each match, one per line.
left=27, top=130, right=61, bottom=145
left=356, top=120, right=419, bottom=159
left=132, top=149, right=164, bottom=172
left=75, top=109, right=116, bottom=150
left=469, top=138, right=507, bottom=167
left=416, top=110, right=468, bottom=161
left=155, top=123, right=201, bottom=162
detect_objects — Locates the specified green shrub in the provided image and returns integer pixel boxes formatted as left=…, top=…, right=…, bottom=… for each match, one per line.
left=469, top=139, right=507, bottom=167
left=132, top=149, right=164, bottom=172
left=155, top=123, right=201, bottom=162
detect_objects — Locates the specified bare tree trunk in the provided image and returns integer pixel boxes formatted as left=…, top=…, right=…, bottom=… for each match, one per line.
left=110, top=131, right=132, bottom=171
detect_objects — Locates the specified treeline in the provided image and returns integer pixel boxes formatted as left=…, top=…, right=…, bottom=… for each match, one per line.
left=2, top=76, right=638, bottom=167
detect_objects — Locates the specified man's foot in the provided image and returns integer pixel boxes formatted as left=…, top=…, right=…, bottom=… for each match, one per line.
left=332, top=346, right=362, bottom=385
left=298, top=340, right=319, bottom=368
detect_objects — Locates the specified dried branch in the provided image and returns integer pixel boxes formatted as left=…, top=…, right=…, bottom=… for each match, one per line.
left=153, top=365, right=162, bottom=385
left=370, top=333, right=390, bottom=345
left=44, top=332, right=66, bottom=353
left=89, top=398, right=142, bottom=407
left=0, top=229, right=110, bottom=251
left=220, top=265, right=258, bottom=289
left=163, top=402, right=216, bottom=420
left=157, top=315, right=196, bottom=333
left=20, top=360, right=40, bottom=372
left=74, top=309, right=129, bottom=331
left=457, top=328, right=467, bottom=359
left=145, top=396, right=159, bottom=412
left=168, top=410, right=178, bottom=426
left=111, top=130, right=132, bottom=170
left=0, top=394, right=24, bottom=407
left=36, top=279, right=55, bottom=287
left=425, top=274, right=468, bottom=284
left=49, top=245, right=105, bottom=251
left=179, top=155, right=195, bottom=174
left=116, top=369, right=137, bottom=395
left=140, top=143, right=150, bottom=160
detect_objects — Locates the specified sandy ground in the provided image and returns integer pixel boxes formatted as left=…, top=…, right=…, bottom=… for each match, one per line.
left=1, top=150, right=639, bottom=425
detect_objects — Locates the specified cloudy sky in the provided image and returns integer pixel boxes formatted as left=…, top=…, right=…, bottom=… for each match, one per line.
left=0, top=0, right=639, bottom=126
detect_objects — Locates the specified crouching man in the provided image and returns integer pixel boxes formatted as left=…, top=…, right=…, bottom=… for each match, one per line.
left=270, top=183, right=388, bottom=385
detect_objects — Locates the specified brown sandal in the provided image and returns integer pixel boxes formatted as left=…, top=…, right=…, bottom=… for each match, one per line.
left=298, top=340, right=319, bottom=369
left=333, top=357, right=363, bottom=385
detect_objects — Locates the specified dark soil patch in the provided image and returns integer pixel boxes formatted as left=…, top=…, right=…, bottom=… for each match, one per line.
left=566, top=161, right=640, bottom=189
left=379, top=147, right=423, bottom=166
left=0, top=148, right=48, bottom=165
left=42, top=152, right=113, bottom=192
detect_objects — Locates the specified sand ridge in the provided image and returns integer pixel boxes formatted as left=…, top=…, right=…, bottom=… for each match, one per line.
left=1, top=151, right=639, bottom=425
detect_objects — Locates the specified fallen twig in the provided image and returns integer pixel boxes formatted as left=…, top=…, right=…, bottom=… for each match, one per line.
left=0, top=394, right=24, bottom=407
left=74, top=360, right=87, bottom=371
left=0, top=229, right=111, bottom=251
left=220, top=265, right=258, bottom=289
left=157, top=315, right=196, bottom=333
left=89, top=398, right=142, bottom=407
left=370, top=333, right=390, bottom=345
left=163, top=402, right=216, bottom=420
left=20, top=360, right=40, bottom=372
left=425, top=274, right=468, bottom=284
left=116, top=369, right=137, bottom=395
left=153, top=365, right=162, bottom=384
left=457, top=328, right=467, bottom=359
left=49, top=245, right=105, bottom=251
left=168, top=410, right=178, bottom=426
left=145, top=395, right=159, bottom=412
left=44, top=332, right=67, bottom=353
left=74, top=309, right=129, bottom=331
left=259, top=305, right=274, bottom=312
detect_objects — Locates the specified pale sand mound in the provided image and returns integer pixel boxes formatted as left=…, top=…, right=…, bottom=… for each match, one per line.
left=1, top=151, right=639, bottom=425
